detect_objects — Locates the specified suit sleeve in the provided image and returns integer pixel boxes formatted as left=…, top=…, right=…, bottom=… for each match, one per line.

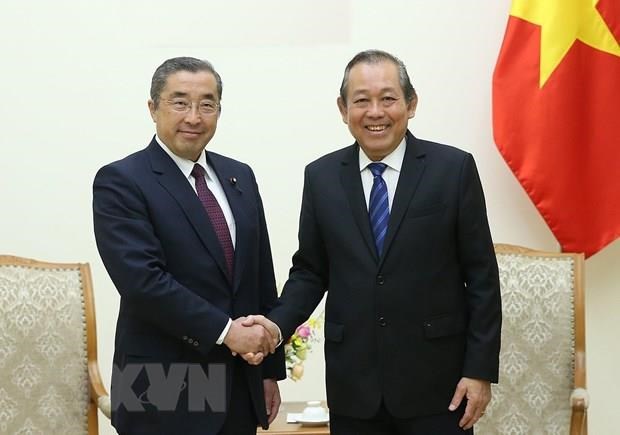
left=247, top=167, right=286, bottom=380
left=93, top=163, right=229, bottom=355
left=456, top=154, right=502, bottom=382
left=268, top=166, right=329, bottom=339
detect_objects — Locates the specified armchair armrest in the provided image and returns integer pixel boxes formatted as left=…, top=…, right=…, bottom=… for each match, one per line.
left=569, top=387, right=589, bottom=435
left=570, top=344, right=587, bottom=435
left=97, top=395, right=112, bottom=419
left=88, top=360, right=111, bottom=419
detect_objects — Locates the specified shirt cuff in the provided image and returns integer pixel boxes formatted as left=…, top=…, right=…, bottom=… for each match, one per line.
left=274, top=323, right=284, bottom=347
left=216, top=318, right=232, bottom=345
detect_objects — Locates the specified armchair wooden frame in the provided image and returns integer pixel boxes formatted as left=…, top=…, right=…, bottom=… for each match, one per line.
left=494, top=244, right=587, bottom=435
left=0, top=255, right=111, bottom=435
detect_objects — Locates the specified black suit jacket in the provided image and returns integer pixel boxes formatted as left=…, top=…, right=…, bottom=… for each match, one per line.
left=269, top=131, right=501, bottom=419
left=93, top=137, right=285, bottom=434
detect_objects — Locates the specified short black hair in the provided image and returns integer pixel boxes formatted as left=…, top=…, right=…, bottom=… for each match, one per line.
left=339, top=49, right=416, bottom=105
left=150, top=57, right=223, bottom=108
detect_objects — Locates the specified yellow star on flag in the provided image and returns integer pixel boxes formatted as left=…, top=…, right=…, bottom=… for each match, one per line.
left=511, top=0, right=620, bottom=87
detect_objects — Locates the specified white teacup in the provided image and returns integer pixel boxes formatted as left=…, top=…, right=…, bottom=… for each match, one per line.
left=301, top=400, right=328, bottom=421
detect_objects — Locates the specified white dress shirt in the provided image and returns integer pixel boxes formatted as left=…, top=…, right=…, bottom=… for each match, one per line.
left=156, top=136, right=234, bottom=344
left=156, top=136, right=236, bottom=246
left=358, top=137, right=406, bottom=211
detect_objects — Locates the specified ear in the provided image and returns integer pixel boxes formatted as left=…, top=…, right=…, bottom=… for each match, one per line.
left=407, top=96, right=418, bottom=119
left=148, top=99, right=157, bottom=122
left=337, top=97, right=349, bottom=124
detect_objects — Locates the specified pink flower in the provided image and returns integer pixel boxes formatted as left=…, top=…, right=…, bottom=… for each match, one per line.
left=296, top=325, right=311, bottom=338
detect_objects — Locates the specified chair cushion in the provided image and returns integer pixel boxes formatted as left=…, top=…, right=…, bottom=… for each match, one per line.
left=476, top=252, right=575, bottom=434
left=0, top=264, right=89, bottom=434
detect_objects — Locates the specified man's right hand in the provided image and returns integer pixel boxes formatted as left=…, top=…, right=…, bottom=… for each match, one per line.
left=241, top=315, right=282, bottom=344
left=223, top=317, right=278, bottom=357
left=236, top=315, right=283, bottom=365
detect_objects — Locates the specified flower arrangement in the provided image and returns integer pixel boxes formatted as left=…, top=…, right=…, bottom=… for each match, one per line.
left=284, top=314, right=324, bottom=381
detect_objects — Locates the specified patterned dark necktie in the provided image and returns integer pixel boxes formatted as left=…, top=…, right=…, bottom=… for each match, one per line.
left=368, top=162, right=389, bottom=257
left=191, top=164, right=234, bottom=279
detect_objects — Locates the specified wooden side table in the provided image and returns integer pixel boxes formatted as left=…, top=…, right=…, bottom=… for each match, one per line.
left=257, top=401, right=330, bottom=434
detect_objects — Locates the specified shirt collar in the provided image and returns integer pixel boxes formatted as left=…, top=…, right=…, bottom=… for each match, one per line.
left=358, top=136, right=407, bottom=173
left=156, top=135, right=215, bottom=181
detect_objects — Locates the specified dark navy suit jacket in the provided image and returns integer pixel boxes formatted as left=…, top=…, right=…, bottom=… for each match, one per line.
left=269, top=131, right=501, bottom=420
left=93, top=137, right=285, bottom=434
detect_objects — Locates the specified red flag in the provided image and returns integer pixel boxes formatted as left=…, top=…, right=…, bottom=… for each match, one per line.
left=493, top=0, right=620, bottom=258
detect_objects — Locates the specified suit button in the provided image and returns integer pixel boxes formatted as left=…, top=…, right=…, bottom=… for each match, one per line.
left=188, top=338, right=194, bottom=344
left=379, top=317, right=387, bottom=327
left=376, top=275, right=385, bottom=285
left=182, top=336, right=188, bottom=341
left=193, top=341, right=200, bottom=347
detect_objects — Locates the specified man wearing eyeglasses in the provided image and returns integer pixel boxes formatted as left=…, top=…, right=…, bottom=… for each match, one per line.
left=93, top=57, right=284, bottom=435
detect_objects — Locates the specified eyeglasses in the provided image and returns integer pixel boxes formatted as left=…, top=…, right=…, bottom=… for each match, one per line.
left=163, top=98, right=220, bottom=115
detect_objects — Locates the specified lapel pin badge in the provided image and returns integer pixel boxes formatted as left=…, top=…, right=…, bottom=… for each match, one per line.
left=229, top=177, right=242, bottom=193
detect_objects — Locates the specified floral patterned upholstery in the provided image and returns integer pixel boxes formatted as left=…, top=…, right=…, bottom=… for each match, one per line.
left=0, top=256, right=110, bottom=435
left=476, top=244, right=587, bottom=435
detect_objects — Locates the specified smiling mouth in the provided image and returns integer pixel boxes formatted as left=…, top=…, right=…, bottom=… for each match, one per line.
left=366, top=125, right=388, bottom=132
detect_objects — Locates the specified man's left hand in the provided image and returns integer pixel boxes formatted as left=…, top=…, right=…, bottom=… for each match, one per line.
left=448, top=377, right=491, bottom=430
left=263, top=378, right=281, bottom=425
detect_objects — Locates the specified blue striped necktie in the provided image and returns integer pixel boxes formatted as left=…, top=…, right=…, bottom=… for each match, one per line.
left=368, top=162, right=389, bottom=257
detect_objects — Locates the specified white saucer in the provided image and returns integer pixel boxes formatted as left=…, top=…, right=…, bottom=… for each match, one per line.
left=297, top=416, right=329, bottom=427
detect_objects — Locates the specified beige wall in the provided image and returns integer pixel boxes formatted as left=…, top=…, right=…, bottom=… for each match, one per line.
left=0, top=1, right=617, bottom=433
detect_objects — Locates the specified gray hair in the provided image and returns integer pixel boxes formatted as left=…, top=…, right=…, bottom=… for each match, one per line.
left=150, top=57, right=223, bottom=108
left=339, top=49, right=416, bottom=105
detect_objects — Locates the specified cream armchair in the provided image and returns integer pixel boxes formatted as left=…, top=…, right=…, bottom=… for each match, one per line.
left=0, top=255, right=111, bottom=434
left=476, top=244, right=588, bottom=435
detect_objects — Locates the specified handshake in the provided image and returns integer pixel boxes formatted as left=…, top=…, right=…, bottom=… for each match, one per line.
left=223, top=315, right=281, bottom=365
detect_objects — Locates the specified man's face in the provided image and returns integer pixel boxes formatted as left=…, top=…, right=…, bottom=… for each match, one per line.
left=148, top=70, right=220, bottom=161
left=337, top=61, right=417, bottom=161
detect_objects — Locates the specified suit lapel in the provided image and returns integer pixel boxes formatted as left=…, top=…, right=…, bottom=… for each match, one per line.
left=206, top=152, right=248, bottom=294
left=340, top=145, right=379, bottom=262
left=379, top=131, right=426, bottom=268
left=146, top=140, right=230, bottom=282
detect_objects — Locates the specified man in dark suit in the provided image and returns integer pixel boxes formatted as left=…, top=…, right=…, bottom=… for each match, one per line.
left=249, top=49, right=501, bottom=434
left=93, top=57, right=284, bottom=435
